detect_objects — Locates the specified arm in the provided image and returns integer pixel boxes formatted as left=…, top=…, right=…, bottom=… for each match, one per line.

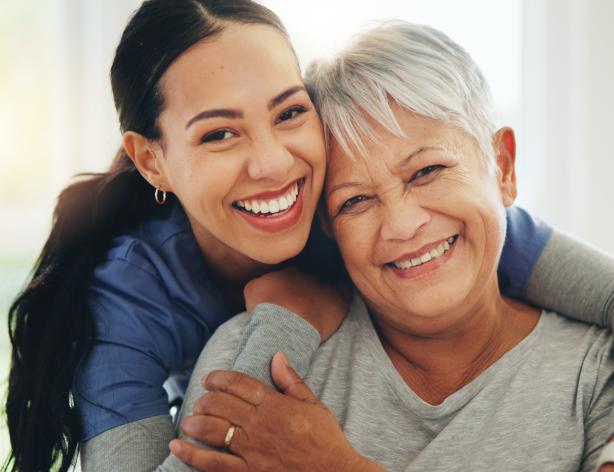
left=171, top=354, right=386, bottom=472
left=78, top=258, right=205, bottom=471
left=80, top=310, right=249, bottom=472
left=233, top=267, right=348, bottom=387
left=500, top=206, right=614, bottom=328
left=83, top=268, right=341, bottom=471
left=81, top=416, right=175, bottom=471
left=162, top=270, right=346, bottom=471
left=525, top=230, right=614, bottom=329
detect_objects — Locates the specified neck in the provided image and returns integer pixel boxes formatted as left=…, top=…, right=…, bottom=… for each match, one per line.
left=373, top=279, right=539, bottom=405
left=189, top=219, right=280, bottom=312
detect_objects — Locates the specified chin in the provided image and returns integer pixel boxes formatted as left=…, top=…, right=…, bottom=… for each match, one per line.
left=389, top=281, right=473, bottom=321
left=251, top=238, right=306, bottom=265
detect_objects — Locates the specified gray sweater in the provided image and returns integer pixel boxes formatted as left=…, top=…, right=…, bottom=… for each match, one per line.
left=169, top=295, right=614, bottom=471
left=81, top=230, right=614, bottom=471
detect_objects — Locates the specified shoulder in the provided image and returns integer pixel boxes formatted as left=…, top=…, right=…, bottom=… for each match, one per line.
left=535, top=312, right=614, bottom=399
left=90, top=199, right=230, bottom=334
left=99, top=199, right=193, bottom=276
left=537, top=311, right=613, bottom=355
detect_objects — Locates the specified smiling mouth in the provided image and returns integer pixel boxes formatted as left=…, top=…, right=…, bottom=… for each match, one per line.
left=233, top=178, right=304, bottom=218
left=387, top=235, right=459, bottom=270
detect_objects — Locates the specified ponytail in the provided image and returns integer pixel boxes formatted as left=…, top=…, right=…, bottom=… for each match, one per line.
left=5, top=151, right=158, bottom=472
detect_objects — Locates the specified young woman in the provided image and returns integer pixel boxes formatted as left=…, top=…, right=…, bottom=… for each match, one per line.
left=5, top=1, right=612, bottom=471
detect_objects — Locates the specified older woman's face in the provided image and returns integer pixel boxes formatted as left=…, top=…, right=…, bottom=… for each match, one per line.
left=325, top=105, right=517, bottom=334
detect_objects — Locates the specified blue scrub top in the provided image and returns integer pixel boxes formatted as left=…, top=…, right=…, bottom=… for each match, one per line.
left=74, top=201, right=551, bottom=440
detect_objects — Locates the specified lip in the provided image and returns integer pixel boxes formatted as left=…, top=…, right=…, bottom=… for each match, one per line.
left=235, top=178, right=302, bottom=202
left=234, top=179, right=306, bottom=233
left=387, top=236, right=455, bottom=265
left=386, top=235, right=459, bottom=280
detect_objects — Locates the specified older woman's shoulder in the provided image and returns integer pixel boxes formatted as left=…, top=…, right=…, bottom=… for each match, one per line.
left=537, top=310, right=613, bottom=368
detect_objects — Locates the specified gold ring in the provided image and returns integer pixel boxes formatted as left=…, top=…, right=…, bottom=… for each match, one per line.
left=224, top=424, right=237, bottom=450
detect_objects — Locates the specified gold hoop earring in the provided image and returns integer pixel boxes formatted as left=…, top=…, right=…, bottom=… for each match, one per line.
left=154, top=188, right=167, bottom=205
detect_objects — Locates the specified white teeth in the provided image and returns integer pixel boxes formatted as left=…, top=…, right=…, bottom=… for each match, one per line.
left=236, top=182, right=300, bottom=216
left=392, top=237, right=457, bottom=270
left=279, top=196, right=289, bottom=211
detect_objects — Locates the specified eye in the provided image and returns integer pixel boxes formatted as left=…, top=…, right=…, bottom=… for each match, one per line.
left=201, top=129, right=235, bottom=143
left=276, top=106, right=306, bottom=124
left=338, top=195, right=370, bottom=214
left=412, top=165, right=445, bottom=181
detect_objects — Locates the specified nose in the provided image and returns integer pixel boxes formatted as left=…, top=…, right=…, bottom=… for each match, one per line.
left=247, top=133, right=295, bottom=182
left=379, top=195, right=430, bottom=241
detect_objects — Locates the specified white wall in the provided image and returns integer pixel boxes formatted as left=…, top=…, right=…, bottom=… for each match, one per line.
left=520, top=0, right=614, bottom=253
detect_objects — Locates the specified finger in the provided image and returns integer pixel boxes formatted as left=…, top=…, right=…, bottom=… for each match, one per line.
left=204, top=370, right=271, bottom=405
left=181, top=415, right=236, bottom=450
left=271, top=352, right=318, bottom=403
left=170, top=439, right=247, bottom=472
left=194, top=391, right=256, bottom=426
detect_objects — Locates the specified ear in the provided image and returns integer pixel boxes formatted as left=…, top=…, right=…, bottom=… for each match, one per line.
left=123, top=131, right=170, bottom=191
left=493, top=127, right=517, bottom=207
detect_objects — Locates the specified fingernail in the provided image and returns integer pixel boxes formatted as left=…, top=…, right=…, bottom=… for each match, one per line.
left=169, top=439, right=181, bottom=454
left=277, top=351, right=289, bottom=367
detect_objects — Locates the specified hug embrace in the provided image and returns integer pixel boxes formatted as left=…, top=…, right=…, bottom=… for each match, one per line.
left=6, top=1, right=614, bottom=471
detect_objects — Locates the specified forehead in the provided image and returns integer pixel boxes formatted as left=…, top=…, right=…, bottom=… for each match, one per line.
left=159, top=23, right=301, bottom=113
left=327, top=107, right=460, bottom=182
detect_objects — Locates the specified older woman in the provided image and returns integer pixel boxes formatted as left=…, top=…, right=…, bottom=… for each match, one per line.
left=169, top=21, right=614, bottom=472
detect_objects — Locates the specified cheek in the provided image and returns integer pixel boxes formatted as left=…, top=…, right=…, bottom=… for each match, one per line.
left=170, top=152, right=244, bottom=206
left=333, top=216, right=378, bottom=269
left=287, top=121, right=326, bottom=169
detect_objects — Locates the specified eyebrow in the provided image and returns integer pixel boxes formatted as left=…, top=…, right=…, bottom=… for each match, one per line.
left=267, top=85, right=306, bottom=110
left=185, top=85, right=307, bottom=130
left=327, top=146, right=445, bottom=198
left=394, top=146, right=444, bottom=173
left=326, top=182, right=365, bottom=198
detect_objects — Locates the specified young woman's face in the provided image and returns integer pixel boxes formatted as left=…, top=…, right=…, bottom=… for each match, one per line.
left=155, top=24, right=326, bottom=265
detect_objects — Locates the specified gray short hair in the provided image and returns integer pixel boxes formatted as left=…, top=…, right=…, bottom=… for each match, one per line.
left=305, top=21, right=497, bottom=165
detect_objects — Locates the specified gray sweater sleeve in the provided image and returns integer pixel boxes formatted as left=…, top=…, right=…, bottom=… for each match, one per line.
left=525, top=229, right=614, bottom=329
left=232, top=303, right=321, bottom=387
left=80, top=304, right=320, bottom=471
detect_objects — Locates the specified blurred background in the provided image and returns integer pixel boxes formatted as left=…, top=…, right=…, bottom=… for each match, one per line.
left=0, top=0, right=612, bottom=458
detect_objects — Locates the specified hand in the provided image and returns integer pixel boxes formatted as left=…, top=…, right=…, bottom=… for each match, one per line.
left=601, top=465, right=614, bottom=471
left=171, top=353, right=382, bottom=472
left=243, top=267, right=350, bottom=341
